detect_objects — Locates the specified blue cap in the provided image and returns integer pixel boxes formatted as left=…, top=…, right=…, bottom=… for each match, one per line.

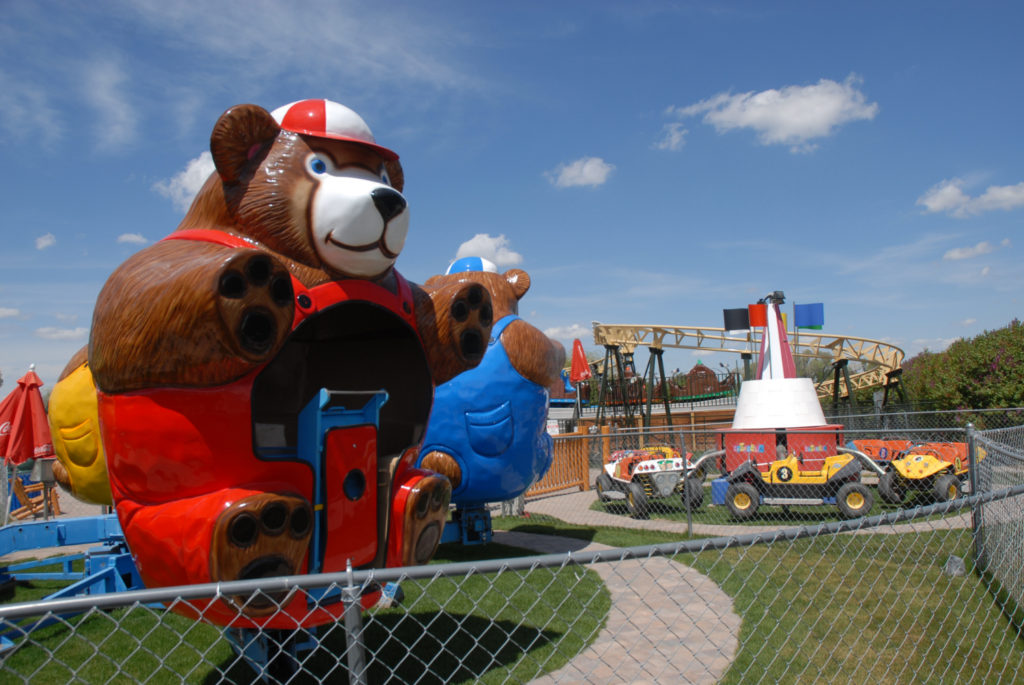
left=446, top=256, right=498, bottom=274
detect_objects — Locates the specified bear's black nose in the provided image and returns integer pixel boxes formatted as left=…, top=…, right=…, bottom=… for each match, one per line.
left=371, top=187, right=407, bottom=223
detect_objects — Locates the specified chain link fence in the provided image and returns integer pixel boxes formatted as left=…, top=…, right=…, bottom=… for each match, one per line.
left=972, top=424, right=1024, bottom=632
left=2, top=411, right=1024, bottom=683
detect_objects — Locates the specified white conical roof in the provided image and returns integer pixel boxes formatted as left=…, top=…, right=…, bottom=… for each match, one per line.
left=731, top=378, right=827, bottom=429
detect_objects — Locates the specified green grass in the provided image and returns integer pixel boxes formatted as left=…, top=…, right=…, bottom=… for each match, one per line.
left=689, top=531, right=1024, bottom=684
left=494, top=515, right=1024, bottom=684
left=1, top=543, right=610, bottom=684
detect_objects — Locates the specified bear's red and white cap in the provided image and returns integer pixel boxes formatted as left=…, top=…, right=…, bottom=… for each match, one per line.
left=271, top=99, right=398, bottom=161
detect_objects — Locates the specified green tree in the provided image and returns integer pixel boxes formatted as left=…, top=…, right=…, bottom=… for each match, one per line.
left=902, top=320, right=1024, bottom=410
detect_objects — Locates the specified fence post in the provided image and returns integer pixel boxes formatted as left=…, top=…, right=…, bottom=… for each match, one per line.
left=966, top=423, right=984, bottom=571
left=343, top=561, right=368, bottom=685
left=578, top=426, right=590, bottom=490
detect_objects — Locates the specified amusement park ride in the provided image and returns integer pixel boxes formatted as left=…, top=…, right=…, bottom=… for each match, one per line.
left=701, top=292, right=886, bottom=519
left=0, top=99, right=561, bottom=670
left=587, top=295, right=907, bottom=427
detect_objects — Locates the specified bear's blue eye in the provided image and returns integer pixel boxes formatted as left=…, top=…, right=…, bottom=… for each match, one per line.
left=310, top=158, right=327, bottom=174
left=380, top=167, right=391, bottom=186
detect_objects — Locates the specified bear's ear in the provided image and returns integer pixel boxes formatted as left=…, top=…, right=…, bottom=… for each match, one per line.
left=210, top=105, right=280, bottom=184
left=504, top=269, right=530, bottom=300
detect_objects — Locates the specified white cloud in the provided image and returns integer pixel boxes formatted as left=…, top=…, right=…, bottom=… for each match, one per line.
left=838, top=232, right=952, bottom=275
left=943, top=241, right=995, bottom=260
left=454, top=234, right=523, bottom=268
left=671, top=74, right=878, bottom=152
left=82, top=58, right=137, bottom=150
left=153, top=151, right=215, bottom=213
left=654, top=122, right=687, bottom=151
left=916, top=179, right=970, bottom=214
left=35, top=326, right=89, bottom=341
left=981, top=266, right=990, bottom=277
left=545, top=157, right=615, bottom=188
left=912, top=337, right=960, bottom=353
left=0, top=308, right=20, bottom=318
left=120, top=1, right=473, bottom=91
left=974, top=182, right=1024, bottom=213
left=36, top=233, right=56, bottom=250
left=117, top=233, right=149, bottom=245
left=544, top=323, right=591, bottom=342
left=918, top=178, right=1024, bottom=217
left=0, top=69, right=63, bottom=148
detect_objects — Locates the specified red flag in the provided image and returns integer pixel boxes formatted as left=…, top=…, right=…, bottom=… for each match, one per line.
left=0, top=368, right=55, bottom=466
left=748, top=304, right=767, bottom=328
left=569, top=339, right=592, bottom=384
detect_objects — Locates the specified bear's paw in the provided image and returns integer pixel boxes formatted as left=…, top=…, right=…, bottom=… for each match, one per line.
left=216, top=251, right=295, bottom=361
left=420, top=450, right=463, bottom=489
left=400, top=474, right=451, bottom=566
left=210, top=492, right=313, bottom=615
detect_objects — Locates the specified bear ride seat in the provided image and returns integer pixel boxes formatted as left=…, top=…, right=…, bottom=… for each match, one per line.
left=101, top=229, right=444, bottom=628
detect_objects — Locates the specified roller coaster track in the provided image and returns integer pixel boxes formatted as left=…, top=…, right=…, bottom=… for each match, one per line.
left=592, top=323, right=904, bottom=398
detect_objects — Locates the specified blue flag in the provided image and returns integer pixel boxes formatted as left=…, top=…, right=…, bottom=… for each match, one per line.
left=794, top=303, right=824, bottom=329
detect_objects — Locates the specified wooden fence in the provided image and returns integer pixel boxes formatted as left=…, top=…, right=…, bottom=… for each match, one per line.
left=526, top=428, right=591, bottom=497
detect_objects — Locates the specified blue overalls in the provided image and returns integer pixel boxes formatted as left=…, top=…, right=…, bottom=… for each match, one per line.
left=418, top=315, right=553, bottom=506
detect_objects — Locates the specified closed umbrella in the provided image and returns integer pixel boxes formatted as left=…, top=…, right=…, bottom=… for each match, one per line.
left=0, top=366, right=54, bottom=465
left=0, top=366, right=55, bottom=521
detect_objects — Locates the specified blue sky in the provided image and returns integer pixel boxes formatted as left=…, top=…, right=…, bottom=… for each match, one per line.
left=1, top=1, right=1021, bottom=392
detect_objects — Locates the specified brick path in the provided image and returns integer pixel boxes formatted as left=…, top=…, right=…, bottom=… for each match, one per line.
left=496, top=530, right=740, bottom=684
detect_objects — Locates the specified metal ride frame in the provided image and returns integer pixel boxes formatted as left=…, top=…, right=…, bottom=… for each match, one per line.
left=0, top=514, right=141, bottom=651
left=591, top=322, right=906, bottom=425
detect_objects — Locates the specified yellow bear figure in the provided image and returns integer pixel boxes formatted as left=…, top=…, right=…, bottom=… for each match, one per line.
left=48, top=351, right=112, bottom=506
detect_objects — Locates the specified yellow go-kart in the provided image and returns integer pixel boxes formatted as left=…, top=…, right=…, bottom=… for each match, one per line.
left=722, top=451, right=875, bottom=521
left=877, top=442, right=979, bottom=505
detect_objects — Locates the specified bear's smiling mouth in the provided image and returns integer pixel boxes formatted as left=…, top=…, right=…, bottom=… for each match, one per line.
left=325, top=233, right=400, bottom=259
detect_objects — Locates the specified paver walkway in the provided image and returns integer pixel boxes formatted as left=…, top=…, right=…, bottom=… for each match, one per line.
left=495, top=530, right=740, bottom=684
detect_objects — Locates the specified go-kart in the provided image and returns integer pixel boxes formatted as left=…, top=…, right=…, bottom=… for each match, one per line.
left=875, top=441, right=982, bottom=505
left=595, top=445, right=704, bottom=518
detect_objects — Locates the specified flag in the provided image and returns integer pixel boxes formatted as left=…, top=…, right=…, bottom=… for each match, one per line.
left=723, top=308, right=750, bottom=331
left=794, top=302, right=824, bottom=329
left=748, top=303, right=767, bottom=328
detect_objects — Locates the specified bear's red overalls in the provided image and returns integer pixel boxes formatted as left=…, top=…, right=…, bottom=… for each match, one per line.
left=101, top=233, right=467, bottom=628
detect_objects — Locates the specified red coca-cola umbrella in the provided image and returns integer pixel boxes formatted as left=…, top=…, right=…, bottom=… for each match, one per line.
left=0, top=366, right=55, bottom=466
left=569, top=339, right=592, bottom=384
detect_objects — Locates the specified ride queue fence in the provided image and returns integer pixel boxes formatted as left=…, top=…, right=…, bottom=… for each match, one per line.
left=2, top=412, right=1024, bottom=683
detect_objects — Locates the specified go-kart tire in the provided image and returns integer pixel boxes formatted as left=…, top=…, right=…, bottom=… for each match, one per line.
left=595, top=473, right=615, bottom=504
left=681, top=478, right=704, bottom=510
left=837, top=482, right=873, bottom=519
left=726, top=482, right=759, bottom=521
left=933, top=473, right=962, bottom=502
left=878, top=470, right=905, bottom=506
left=626, top=481, right=649, bottom=519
